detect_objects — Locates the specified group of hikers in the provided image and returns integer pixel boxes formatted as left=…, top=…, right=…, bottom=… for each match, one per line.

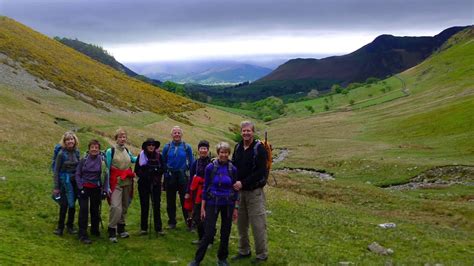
left=51, top=121, right=269, bottom=265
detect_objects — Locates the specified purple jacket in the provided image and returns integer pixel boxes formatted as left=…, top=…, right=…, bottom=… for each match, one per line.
left=202, top=161, right=238, bottom=206
left=75, top=155, right=103, bottom=190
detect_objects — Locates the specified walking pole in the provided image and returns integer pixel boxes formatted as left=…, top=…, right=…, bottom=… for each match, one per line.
left=99, top=197, right=104, bottom=229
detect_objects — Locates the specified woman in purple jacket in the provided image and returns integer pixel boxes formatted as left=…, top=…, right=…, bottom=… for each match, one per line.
left=75, top=140, right=105, bottom=244
left=189, top=142, right=239, bottom=266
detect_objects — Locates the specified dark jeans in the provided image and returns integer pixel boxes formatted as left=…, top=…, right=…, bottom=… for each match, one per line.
left=138, top=180, right=162, bottom=231
left=195, top=204, right=233, bottom=263
left=165, top=171, right=188, bottom=226
left=78, top=187, right=101, bottom=237
left=57, top=180, right=77, bottom=230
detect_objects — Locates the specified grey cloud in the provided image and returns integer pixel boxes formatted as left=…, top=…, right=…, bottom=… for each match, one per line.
left=1, top=0, right=472, bottom=45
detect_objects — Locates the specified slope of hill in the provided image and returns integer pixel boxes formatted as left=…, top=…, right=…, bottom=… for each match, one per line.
left=54, top=37, right=162, bottom=86
left=0, top=17, right=197, bottom=114
left=149, top=63, right=272, bottom=85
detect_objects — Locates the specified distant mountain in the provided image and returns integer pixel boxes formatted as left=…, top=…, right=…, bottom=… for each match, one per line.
left=148, top=63, right=272, bottom=85
left=55, top=37, right=162, bottom=86
left=261, top=26, right=469, bottom=84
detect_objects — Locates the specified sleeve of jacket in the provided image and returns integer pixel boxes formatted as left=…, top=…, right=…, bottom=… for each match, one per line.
left=202, top=163, right=213, bottom=201
left=104, top=148, right=112, bottom=192
left=128, top=149, right=137, bottom=164
left=75, top=159, right=85, bottom=190
left=187, top=160, right=197, bottom=193
left=186, top=143, right=194, bottom=170
left=232, top=165, right=239, bottom=202
left=134, top=154, right=142, bottom=178
left=162, top=144, right=169, bottom=171
left=53, top=150, right=63, bottom=190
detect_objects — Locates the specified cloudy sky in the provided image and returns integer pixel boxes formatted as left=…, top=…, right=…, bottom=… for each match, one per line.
left=1, top=0, right=472, bottom=63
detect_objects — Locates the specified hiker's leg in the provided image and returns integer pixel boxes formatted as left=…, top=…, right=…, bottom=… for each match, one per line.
left=108, top=186, right=123, bottom=229
left=177, top=180, right=188, bottom=222
left=152, top=183, right=162, bottom=232
left=218, top=205, right=233, bottom=261
left=89, top=187, right=101, bottom=234
left=78, top=188, right=90, bottom=237
left=138, top=181, right=150, bottom=231
left=119, top=184, right=131, bottom=225
left=193, top=203, right=204, bottom=240
left=248, top=188, right=268, bottom=260
left=166, top=174, right=178, bottom=226
left=57, top=185, right=68, bottom=230
left=238, top=191, right=251, bottom=255
left=194, top=204, right=218, bottom=263
left=66, top=180, right=77, bottom=229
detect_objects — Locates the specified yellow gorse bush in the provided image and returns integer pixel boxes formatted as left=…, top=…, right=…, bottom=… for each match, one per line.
left=0, top=16, right=202, bottom=114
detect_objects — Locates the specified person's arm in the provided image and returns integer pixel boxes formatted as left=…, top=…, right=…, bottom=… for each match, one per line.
left=128, top=149, right=137, bottom=163
left=134, top=153, right=142, bottom=177
left=53, top=151, right=63, bottom=192
left=75, top=159, right=84, bottom=190
left=104, top=148, right=112, bottom=193
left=187, top=144, right=194, bottom=170
left=162, top=144, right=169, bottom=171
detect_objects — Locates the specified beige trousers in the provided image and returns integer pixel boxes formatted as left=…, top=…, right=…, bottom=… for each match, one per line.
left=237, top=187, right=268, bottom=259
left=108, top=185, right=131, bottom=229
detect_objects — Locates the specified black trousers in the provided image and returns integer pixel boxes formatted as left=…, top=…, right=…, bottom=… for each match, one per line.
left=138, top=180, right=162, bottom=231
left=57, top=180, right=77, bottom=230
left=192, top=203, right=205, bottom=240
left=165, top=171, right=188, bottom=226
left=194, top=204, right=233, bottom=263
left=78, top=187, right=101, bottom=237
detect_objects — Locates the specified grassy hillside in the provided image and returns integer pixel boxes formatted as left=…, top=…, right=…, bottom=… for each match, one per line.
left=0, top=21, right=472, bottom=265
left=0, top=16, right=199, bottom=114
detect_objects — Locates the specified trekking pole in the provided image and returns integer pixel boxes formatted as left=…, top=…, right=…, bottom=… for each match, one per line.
left=99, top=199, right=104, bottom=229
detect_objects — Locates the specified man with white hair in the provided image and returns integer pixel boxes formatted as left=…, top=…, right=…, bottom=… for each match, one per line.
left=162, top=126, right=194, bottom=229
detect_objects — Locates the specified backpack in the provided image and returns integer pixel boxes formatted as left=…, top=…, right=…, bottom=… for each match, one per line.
left=51, top=144, right=80, bottom=172
left=235, top=131, right=273, bottom=187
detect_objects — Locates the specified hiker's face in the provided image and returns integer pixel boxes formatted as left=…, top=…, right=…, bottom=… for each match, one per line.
left=117, top=134, right=127, bottom=145
left=89, top=144, right=100, bottom=156
left=65, top=136, right=75, bottom=149
left=217, top=149, right=230, bottom=162
left=146, top=143, right=156, bottom=153
left=198, top=147, right=209, bottom=158
left=241, top=126, right=254, bottom=142
left=171, top=129, right=182, bottom=142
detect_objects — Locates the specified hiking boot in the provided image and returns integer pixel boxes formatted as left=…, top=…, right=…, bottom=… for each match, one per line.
left=156, top=230, right=166, bottom=236
left=217, top=259, right=229, bottom=266
left=231, top=253, right=251, bottom=261
left=79, top=236, right=92, bottom=244
left=66, top=227, right=77, bottom=235
left=117, top=224, right=129, bottom=238
left=53, top=228, right=64, bottom=236
left=188, top=260, right=199, bottom=266
left=140, top=230, right=148, bottom=236
left=90, top=230, right=100, bottom=237
left=191, top=239, right=201, bottom=245
left=168, top=224, right=176, bottom=229
left=108, top=227, right=118, bottom=243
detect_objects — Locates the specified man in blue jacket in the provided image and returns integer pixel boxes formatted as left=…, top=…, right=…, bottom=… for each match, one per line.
left=162, top=126, right=194, bottom=229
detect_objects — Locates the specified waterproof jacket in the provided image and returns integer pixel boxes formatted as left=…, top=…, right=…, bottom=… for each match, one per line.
left=162, top=141, right=194, bottom=171
left=187, top=156, right=211, bottom=193
left=232, top=140, right=268, bottom=191
left=202, top=161, right=238, bottom=206
left=53, top=148, right=80, bottom=190
left=104, top=145, right=136, bottom=192
left=75, top=154, right=103, bottom=190
left=134, top=150, right=164, bottom=186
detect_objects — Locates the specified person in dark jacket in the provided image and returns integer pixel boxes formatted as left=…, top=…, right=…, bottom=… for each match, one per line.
left=76, top=139, right=105, bottom=244
left=185, top=140, right=211, bottom=244
left=52, top=131, right=80, bottom=236
left=135, top=138, right=165, bottom=235
left=231, top=121, right=269, bottom=263
left=189, top=142, right=239, bottom=266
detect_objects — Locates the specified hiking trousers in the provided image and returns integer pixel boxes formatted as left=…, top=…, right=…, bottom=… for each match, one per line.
left=138, top=180, right=162, bottom=232
left=164, top=171, right=188, bottom=226
left=57, top=179, right=77, bottom=230
left=237, top=187, right=268, bottom=260
left=108, top=185, right=131, bottom=229
left=194, top=204, right=233, bottom=263
left=78, top=187, right=101, bottom=237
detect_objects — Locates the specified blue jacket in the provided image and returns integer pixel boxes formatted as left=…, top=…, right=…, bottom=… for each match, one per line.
left=202, top=161, right=238, bottom=206
left=162, top=141, right=194, bottom=171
